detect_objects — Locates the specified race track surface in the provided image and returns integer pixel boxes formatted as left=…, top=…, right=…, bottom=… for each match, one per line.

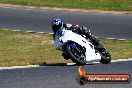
left=0, top=6, right=132, bottom=39
left=0, top=61, right=132, bottom=88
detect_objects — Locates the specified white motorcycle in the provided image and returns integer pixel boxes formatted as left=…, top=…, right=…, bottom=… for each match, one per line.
left=54, top=28, right=111, bottom=65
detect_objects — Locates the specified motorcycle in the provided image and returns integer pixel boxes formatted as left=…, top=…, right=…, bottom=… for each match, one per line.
left=54, top=28, right=111, bottom=65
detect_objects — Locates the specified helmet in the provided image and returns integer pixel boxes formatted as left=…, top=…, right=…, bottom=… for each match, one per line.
left=52, top=18, right=63, bottom=33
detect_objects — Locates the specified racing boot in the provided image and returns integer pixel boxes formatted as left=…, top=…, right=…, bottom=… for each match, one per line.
left=89, top=35, right=100, bottom=46
left=83, top=28, right=100, bottom=47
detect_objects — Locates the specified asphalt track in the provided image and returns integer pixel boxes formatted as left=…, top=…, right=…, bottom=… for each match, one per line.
left=0, top=5, right=132, bottom=88
left=0, top=60, right=132, bottom=88
left=0, top=6, right=132, bottom=39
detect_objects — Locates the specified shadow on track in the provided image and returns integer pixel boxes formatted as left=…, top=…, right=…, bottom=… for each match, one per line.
left=39, top=63, right=94, bottom=66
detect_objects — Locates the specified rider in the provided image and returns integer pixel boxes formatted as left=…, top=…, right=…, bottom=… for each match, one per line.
left=52, top=18, right=100, bottom=46
left=52, top=18, right=100, bottom=60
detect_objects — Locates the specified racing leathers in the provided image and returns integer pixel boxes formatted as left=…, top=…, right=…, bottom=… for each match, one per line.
left=53, top=23, right=99, bottom=46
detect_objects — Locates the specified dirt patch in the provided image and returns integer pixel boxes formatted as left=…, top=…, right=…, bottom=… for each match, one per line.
left=0, top=3, right=131, bottom=14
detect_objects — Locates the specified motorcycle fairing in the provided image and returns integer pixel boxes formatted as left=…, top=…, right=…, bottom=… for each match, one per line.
left=54, top=28, right=101, bottom=62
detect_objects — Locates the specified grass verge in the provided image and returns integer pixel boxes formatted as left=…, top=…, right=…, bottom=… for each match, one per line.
left=0, top=29, right=132, bottom=67
left=0, top=0, right=132, bottom=11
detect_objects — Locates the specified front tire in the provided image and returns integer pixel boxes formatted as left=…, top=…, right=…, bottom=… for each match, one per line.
left=64, top=41, right=87, bottom=65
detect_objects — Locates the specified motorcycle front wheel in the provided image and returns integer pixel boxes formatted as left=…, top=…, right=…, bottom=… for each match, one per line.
left=64, top=41, right=87, bottom=65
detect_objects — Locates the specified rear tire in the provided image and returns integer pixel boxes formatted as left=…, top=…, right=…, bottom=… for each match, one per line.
left=99, top=50, right=111, bottom=64
left=95, top=43, right=111, bottom=64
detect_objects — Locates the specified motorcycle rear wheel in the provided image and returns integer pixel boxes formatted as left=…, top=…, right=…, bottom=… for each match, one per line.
left=99, top=49, right=111, bottom=64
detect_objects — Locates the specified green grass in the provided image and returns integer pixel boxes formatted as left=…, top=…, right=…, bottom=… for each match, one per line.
left=100, top=38, right=132, bottom=59
left=0, top=29, right=72, bottom=67
left=0, top=29, right=132, bottom=67
left=0, top=0, right=132, bottom=11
